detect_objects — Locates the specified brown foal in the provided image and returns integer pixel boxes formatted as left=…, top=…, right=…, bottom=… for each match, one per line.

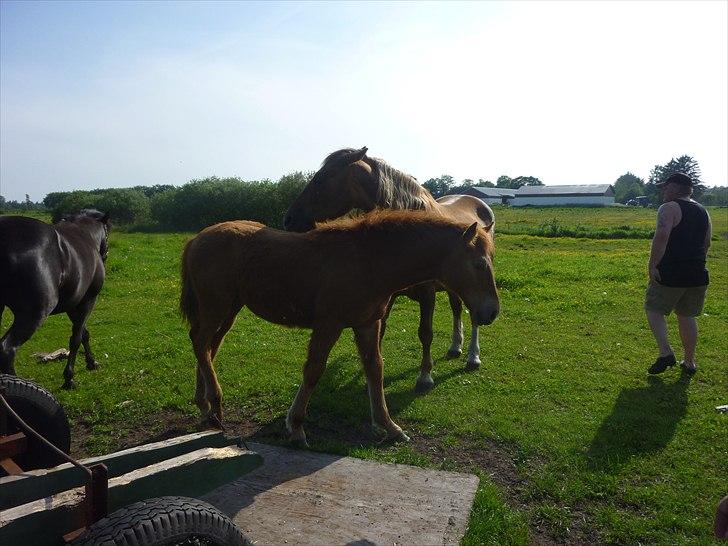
left=180, top=210, right=499, bottom=446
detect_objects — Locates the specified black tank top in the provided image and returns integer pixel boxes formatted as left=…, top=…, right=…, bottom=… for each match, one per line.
left=657, top=200, right=709, bottom=287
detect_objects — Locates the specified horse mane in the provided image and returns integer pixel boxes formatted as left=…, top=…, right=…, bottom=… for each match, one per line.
left=314, top=209, right=493, bottom=255
left=321, top=148, right=438, bottom=211
left=366, top=156, right=437, bottom=210
left=62, top=209, right=107, bottom=223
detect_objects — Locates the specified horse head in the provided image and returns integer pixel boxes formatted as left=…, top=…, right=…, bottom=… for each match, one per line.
left=64, top=209, right=111, bottom=261
left=442, top=222, right=499, bottom=326
left=284, top=147, right=374, bottom=232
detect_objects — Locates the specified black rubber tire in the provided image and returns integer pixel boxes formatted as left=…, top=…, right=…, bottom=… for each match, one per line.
left=0, top=373, right=71, bottom=471
left=71, top=496, right=250, bottom=546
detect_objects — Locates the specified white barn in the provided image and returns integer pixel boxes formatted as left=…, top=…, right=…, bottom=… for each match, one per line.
left=512, top=185, right=615, bottom=207
left=460, top=187, right=516, bottom=205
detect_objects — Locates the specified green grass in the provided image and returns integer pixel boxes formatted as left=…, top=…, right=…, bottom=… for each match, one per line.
left=492, top=204, right=727, bottom=240
left=4, top=207, right=727, bottom=544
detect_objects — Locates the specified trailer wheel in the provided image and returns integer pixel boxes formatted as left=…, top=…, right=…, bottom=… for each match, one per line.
left=71, top=496, right=250, bottom=546
left=0, top=374, right=70, bottom=471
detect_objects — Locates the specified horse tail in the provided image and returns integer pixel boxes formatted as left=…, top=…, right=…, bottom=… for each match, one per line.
left=179, top=240, right=198, bottom=327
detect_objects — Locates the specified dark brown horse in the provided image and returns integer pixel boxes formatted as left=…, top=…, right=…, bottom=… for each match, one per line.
left=0, top=210, right=110, bottom=388
left=180, top=210, right=499, bottom=445
left=284, top=147, right=496, bottom=392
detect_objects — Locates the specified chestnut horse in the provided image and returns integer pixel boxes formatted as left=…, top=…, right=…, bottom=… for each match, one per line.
left=0, top=210, right=110, bottom=388
left=180, top=210, right=499, bottom=446
left=284, top=147, right=496, bottom=392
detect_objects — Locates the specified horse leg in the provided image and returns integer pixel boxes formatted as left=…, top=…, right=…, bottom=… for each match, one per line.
left=81, top=328, right=99, bottom=370
left=379, top=295, right=396, bottom=350
left=354, top=321, right=409, bottom=443
left=0, top=309, right=46, bottom=375
left=446, top=291, right=464, bottom=358
left=286, top=324, right=342, bottom=448
left=210, top=311, right=237, bottom=362
left=190, top=307, right=238, bottom=426
left=187, top=323, right=209, bottom=417
left=414, top=287, right=436, bottom=394
left=63, top=300, right=96, bottom=389
left=466, top=315, right=481, bottom=370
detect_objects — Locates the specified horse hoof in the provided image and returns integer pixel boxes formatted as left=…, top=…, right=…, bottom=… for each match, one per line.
left=465, top=360, right=480, bottom=371
left=382, top=430, right=410, bottom=444
left=415, top=377, right=434, bottom=394
left=61, top=380, right=76, bottom=390
left=86, top=361, right=99, bottom=371
left=290, top=437, right=309, bottom=449
left=446, top=348, right=462, bottom=359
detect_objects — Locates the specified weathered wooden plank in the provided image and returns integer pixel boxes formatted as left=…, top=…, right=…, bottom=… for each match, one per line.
left=0, top=431, right=236, bottom=511
left=0, top=446, right=262, bottom=545
left=203, top=442, right=479, bottom=546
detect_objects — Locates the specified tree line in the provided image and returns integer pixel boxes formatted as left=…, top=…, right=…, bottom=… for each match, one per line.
left=1, top=154, right=725, bottom=226
left=423, top=155, right=727, bottom=206
left=24, top=173, right=309, bottom=231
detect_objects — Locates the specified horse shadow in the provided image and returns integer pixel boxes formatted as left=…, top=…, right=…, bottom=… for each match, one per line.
left=585, top=371, right=693, bottom=471
left=249, top=355, right=471, bottom=449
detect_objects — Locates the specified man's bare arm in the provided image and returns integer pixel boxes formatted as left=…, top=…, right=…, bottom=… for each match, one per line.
left=704, top=212, right=713, bottom=252
left=648, top=203, right=678, bottom=280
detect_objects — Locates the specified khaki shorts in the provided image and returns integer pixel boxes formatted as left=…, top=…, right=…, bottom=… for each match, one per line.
left=644, top=281, right=708, bottom=317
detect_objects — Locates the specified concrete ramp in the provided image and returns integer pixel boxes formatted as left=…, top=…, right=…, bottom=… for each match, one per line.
left=202, top=442, right=479, bottom=546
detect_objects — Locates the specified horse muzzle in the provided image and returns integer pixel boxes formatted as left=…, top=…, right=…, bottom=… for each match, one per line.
left=474, top=307, right=499, bottom=326
left=283, top=213, right=314, bottom=233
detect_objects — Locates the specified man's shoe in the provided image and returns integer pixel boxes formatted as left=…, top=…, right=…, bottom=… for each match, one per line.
left=648, top=354, right=676, bottom=374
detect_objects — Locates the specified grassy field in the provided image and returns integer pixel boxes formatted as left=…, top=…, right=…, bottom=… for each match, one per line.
left=4, top=206, right=728, bottom=545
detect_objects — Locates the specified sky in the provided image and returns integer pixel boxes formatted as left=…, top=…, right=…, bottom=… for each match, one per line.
left=1, top=1, right=726, bottom=202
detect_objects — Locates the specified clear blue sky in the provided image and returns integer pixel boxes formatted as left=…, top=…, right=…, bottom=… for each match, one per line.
left=1, top=0, right=726, bottom=202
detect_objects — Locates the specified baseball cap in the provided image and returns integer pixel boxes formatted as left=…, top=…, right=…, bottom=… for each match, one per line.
left=655, top=172, right=693, bottom=187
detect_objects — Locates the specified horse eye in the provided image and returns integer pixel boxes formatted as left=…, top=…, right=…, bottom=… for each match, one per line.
left=474, top=260, right=487, bottom=271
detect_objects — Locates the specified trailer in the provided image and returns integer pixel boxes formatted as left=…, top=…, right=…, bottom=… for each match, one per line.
left=0, top=374, right=261, bottom=545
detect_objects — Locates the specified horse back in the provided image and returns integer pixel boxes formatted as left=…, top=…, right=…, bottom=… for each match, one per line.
left=436, top=194, right=495, bottom=228
left=0, top=216, right=104, bottom=314
left=53, top=222, right=106, bottom=311
left=0, top=216, right=64, bottom=311
left=183, top=220, right=349, bottom=328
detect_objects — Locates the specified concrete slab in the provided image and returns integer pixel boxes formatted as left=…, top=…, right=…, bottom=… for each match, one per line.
left=202, top=442, right=479, bottom=546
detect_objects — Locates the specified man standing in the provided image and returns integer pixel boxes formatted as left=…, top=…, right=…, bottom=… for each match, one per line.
left=645, top=172, right=712, bottom=374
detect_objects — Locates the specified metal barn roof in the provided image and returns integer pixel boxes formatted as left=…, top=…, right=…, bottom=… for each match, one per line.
left=463, top=187, right=517, bottom=198
left=515, top=184, right=614, bottom=197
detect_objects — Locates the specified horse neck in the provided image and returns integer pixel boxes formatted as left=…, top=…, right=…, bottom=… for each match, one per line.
left=360, top=221, right=457, bottom=294
left=58, top=221, right=103, bottom=253
left=367, top=158, right=438, bottom=212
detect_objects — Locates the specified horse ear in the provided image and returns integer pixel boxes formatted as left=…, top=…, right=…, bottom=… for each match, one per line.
left=484, top=220, right=494, bottom=233
left=343, top=147, right=368, bottom=165
left=101, top=211, right=110, bottom=224
left=463, top=222, right=478, bottom=244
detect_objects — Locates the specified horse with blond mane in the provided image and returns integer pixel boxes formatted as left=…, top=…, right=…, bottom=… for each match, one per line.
left=284, top=147, right=496, bottom=392
left=180, top=210, right=498, bottom=445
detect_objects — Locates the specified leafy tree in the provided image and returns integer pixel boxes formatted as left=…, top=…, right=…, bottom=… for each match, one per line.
left=646, top=155, right=705, bottom=201
left=700, top=186, right=728, bottom=206
left=131, top=184, right=177, bottom=198
left=496, top=175, right=542, bottom=189
left=447, top=178, right=477, bottom=195
left=478, top=178, right=495, bottom=187
left=613, top=172, right=645, bottom=203
left=496, top=175, right=513, bottom=188
left=512, top=176, right=543, bottom=187
left=50, top=188, right=150, bottom=224
left=422, top=175, right=454, bottom=198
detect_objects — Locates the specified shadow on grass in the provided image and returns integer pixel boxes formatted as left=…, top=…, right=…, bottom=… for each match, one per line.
left=586, top=371, right=693, bottom=471
left=250, top=355, right=471, bottom=448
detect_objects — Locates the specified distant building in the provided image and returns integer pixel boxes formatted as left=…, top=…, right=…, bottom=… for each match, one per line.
left=512, top=184, right=615, bottom=207
left=459, top=187, right=516, bottom=205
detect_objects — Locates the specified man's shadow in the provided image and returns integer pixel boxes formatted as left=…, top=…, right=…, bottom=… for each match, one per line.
left=586, top=371, right=693, bottom=471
